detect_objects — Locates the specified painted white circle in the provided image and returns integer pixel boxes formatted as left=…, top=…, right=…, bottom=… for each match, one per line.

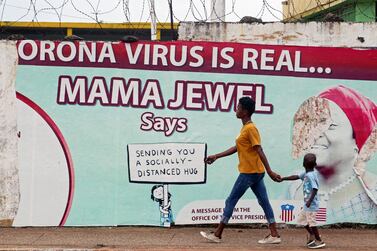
left=14, top=98, right=72, bottom=226
left=325, top=67, right=332, bottom=74
left=317, top=67, right=324, bottom=73
left=309, top=67, right=316, bottom=73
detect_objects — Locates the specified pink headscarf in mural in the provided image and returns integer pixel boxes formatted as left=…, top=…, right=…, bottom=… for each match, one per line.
left=318, top=85, right=377, bottom=152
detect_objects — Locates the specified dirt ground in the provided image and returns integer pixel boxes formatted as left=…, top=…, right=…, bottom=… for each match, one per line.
left=0, top=225, right=376, bottom=250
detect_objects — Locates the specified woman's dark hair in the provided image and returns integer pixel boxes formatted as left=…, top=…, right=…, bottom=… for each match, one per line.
left=239, top=97, right=256, bottom=116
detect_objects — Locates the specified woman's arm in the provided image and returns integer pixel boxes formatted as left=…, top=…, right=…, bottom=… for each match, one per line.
left=205, top=146, right=237, bottom=164
left=254, top=145, right=281, bottom=182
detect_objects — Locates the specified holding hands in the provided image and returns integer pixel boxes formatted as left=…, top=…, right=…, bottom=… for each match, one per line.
left=267, top=170, right=282, bottom=182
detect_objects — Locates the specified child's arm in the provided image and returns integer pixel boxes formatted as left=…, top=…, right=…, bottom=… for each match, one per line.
left=281, top=175, right=300, bottom=181
left=305, top=188, right=318, bottom=208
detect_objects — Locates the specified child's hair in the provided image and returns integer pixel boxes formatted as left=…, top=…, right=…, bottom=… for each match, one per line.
left=239, top=96, right=256, bottom=116
left=303, top=153, right=316, bottom=169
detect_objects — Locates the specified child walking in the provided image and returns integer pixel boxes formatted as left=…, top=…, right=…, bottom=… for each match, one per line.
left=281, top=153, right=326, bottom=249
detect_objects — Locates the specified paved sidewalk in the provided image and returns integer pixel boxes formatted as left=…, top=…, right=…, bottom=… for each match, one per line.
left=0, top=226, right=376, bottom=250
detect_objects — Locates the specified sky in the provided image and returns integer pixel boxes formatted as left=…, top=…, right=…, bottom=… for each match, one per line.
left=0, top=0, right=284, bottom=24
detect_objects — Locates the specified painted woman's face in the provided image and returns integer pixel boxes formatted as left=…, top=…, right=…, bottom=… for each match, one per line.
left=309, top=101, right=357, bottom=169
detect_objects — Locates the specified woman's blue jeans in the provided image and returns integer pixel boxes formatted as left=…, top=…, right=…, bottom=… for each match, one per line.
left=221, top=173, right=276, bottom=224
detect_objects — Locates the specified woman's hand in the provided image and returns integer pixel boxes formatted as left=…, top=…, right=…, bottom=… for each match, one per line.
left=205, top=155, right=217, bottom=164
left=267, top=170, right=282, bottom=182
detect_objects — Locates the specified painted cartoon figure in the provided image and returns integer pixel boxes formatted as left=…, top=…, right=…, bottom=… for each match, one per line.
left=151, top=184, right=173, bottom=226
left=289, top=85, right=377, bottom=223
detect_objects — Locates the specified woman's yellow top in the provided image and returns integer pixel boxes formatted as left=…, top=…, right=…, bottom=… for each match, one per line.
left=236, top=122, right=265, bottom=173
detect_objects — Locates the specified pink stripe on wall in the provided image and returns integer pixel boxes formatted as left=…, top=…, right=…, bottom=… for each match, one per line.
left=16, top=40, right=377, bottom=81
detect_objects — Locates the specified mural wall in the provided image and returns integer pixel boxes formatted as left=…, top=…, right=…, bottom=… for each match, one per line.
left=1, top=40, right=376, bottom=226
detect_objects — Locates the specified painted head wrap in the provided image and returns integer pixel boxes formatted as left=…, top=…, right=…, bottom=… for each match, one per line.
left=318, top=85, right=377, bottom=151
